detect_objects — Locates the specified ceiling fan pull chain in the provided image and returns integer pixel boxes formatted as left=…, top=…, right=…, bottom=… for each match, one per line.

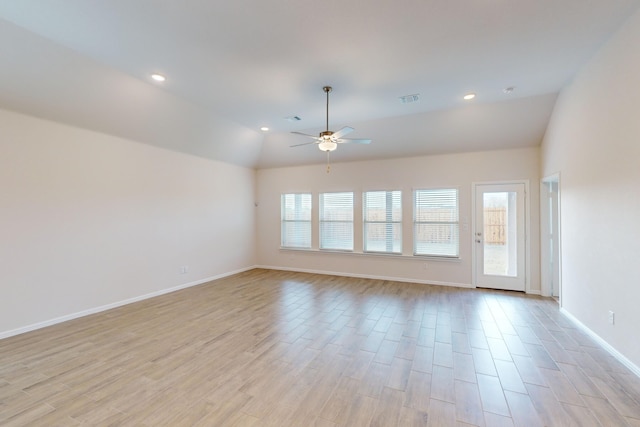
left=326, top=151, right=331, bottom=173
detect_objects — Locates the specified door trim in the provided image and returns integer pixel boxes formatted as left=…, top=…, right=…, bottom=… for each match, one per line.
left=472, top=180, right=531, bottom=293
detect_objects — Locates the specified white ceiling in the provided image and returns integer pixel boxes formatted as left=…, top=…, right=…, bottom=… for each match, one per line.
left=1, top=0, right=638, bottom=169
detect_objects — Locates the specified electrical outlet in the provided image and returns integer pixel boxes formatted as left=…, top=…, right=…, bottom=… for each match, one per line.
left=423, top=263, right=429, bottom=270
left=608, top=310, right=615, bottom=325
left=179, top=266, right=189, bottom=274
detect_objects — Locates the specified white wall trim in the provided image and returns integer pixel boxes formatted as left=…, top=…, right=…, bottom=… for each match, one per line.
left=560, top=308, right=640, bottom=379
left=256, top=265, right=473, bottom=289
left=0, top=266, right=255, bottom=340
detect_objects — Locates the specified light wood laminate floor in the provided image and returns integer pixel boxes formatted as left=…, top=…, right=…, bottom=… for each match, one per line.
left=1, top=269, right=640, bottom=426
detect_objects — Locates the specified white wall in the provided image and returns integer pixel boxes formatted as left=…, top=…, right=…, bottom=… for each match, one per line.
left=257, top=147, right=540, bottom=292
left=0, top=109, right=257, bottom=336
left=541, top=8, right=640, bottom=368
left=0, top=20, right=265, bottom=168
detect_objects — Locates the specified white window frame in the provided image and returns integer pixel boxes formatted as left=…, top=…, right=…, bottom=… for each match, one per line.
left=319, top=191, right=354, bottom=251
left=413, top=188, right=460, bottom=258
left=280, top=193, right=312, bottom=249
left=363, top=190, right=402, bottom=254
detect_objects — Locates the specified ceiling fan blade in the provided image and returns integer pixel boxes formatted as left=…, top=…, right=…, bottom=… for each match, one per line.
left=291, top=131, right=320, bottom=139
left=331, top=126, right=354, bottom=139
left=337, top=138, right=372, bottom=144
left=290, top=141, right=319, bottom=148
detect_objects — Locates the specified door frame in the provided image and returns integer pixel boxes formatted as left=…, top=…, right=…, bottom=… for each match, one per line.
left=540, top=173, right=562, bottom=304
left=472, top=180, right=531, bottom=293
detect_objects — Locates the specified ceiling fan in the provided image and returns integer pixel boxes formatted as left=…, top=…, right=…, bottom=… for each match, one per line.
left=291, top=86, right=371, bottom=172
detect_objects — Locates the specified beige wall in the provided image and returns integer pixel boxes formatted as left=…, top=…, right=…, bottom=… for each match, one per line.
left=0, top=109, right=257, bottom=336
left=256, top=147, right=540, bottom=292
left=541, top=8, right=640, bottom=368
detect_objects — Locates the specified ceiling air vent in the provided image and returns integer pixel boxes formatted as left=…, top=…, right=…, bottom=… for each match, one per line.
left=399, top=93, right=420, bottom=104
left=285, top=115, right=302, bottom=122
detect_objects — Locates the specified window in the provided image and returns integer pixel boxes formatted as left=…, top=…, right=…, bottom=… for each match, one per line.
left=320, top=192, right=353, bottom=251
left=414, top=188, right=459, bottom=257
left=281, top=193, right=312, bottom=249
left=363, top=190, right=402, bottom=254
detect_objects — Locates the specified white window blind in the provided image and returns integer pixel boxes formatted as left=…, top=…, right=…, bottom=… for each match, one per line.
left=320, top=192, right=354, bottom=251
left=414, top=188, right=459, bottom=257
left=281, top=193, right=312, bottom=249
left=363, top=190, right=402, bottom=254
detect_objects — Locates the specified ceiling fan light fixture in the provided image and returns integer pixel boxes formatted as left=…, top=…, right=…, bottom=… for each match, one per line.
left=318, top=141, right=337, bottom=152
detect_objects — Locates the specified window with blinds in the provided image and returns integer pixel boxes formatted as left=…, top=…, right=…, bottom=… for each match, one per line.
left=281, top=193, right=312, bottom=249
left=319, top=192, right=354, bottom=251
left=363, top=190, right=402, bottom=254
left=414, top=188, right=459, bottom=257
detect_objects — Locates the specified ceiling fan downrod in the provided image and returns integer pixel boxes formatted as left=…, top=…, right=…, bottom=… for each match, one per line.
left=323, top=86, right=332, bottom=133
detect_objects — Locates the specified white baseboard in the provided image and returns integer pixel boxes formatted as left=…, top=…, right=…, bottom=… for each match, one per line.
left=255, top=264, right=473, bottom=289
left=0, top=266, right=255, bottom=340
left=560, top=308, right=640, bottom=379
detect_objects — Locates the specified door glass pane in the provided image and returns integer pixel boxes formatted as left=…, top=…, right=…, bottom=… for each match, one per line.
left=483, top=192, right=517, bottom=276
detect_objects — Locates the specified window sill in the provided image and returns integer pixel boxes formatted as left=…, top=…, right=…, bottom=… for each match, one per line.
left=279, top=247, right=461, bottom=262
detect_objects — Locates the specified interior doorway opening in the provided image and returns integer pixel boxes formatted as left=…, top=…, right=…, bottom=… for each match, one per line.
left=541, top=174, right=561, bottom=303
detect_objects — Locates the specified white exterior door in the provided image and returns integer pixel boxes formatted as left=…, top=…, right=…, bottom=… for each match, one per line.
left=474, top=183, right=526, bottom=291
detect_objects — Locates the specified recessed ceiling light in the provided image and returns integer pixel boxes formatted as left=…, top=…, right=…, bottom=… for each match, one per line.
left=260, top=127, right=269, bottom=132
left=463, top=93, right=476, bottom=100
left=150, top=73, right=166, bottom=82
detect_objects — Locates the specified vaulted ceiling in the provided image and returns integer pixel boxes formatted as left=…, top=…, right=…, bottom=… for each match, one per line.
left=1, top=1, right=638, bottom=168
